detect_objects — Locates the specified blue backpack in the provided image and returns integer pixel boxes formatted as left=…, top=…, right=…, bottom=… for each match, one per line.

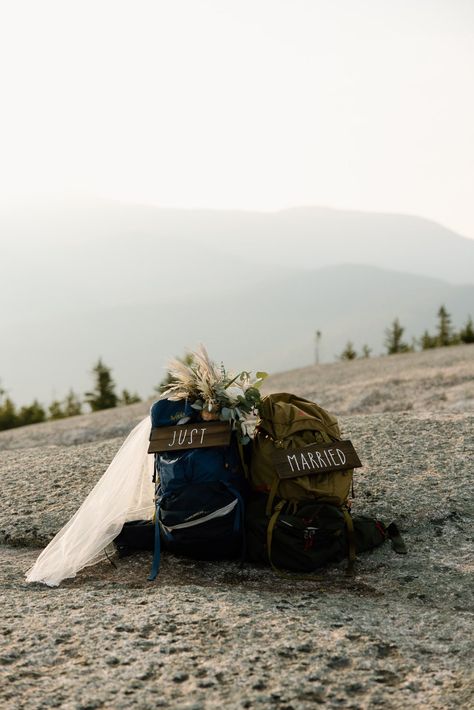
left=148, top=399, right=248, bottom=580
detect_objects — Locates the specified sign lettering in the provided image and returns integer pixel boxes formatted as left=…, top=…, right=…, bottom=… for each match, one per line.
left=148, top=421, right=231, bottom=454
left=272, top=440, right=362, bottom=479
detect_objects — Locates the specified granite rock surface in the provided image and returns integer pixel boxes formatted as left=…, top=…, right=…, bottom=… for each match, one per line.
left=1, top=345, right=473, bottom=709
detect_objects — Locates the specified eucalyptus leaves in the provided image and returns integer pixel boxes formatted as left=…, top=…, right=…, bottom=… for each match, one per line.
left=161, top=345, right=267, bottom=443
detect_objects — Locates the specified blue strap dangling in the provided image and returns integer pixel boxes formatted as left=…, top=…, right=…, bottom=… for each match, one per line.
left=223, top=483, right=246, bottom=563
left=148, top=503, right=162, bottom=581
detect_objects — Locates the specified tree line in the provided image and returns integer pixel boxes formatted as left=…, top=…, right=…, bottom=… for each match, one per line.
left=0, top=359, right=141, bottom=431
left=339, top=305, right=474, bottom=360
left=2, top=306, right=472, bottom=429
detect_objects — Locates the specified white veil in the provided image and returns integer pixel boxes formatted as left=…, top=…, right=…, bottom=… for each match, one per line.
left=26, top=416, right=154, bottom=587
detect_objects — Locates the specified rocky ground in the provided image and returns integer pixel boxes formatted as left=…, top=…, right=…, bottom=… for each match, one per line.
left=1, top=345, right=473, bottom=709
left=264, top=343, right=474, bottom=415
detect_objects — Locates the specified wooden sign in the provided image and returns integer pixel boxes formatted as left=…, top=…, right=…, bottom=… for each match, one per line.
left=272, top=440, right=362, bottom=480
left=148, top=421, right=231, bottom=454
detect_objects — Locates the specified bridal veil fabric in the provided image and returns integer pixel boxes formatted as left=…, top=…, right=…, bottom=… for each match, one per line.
left=26, top=416, right=154, bottom=587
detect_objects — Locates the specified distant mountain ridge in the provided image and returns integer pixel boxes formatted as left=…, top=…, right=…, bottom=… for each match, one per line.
left=1, top=202, right=474, bottom=290
left=174, top=205, right=474, bottom=284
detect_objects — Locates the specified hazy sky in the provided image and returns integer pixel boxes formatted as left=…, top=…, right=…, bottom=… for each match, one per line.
left=1, top=0, right=473, bottom=238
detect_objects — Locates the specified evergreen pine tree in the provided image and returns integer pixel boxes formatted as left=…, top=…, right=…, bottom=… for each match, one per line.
left=420, top=330, right=437, bottom=350
left=436, top=305, right=454, bottom=346
left=18, top=400, right=47, bottom=426
left=49, top=390, right=82, bottom=419
left=64, top=390, right=82, bottom=417
left=339, top=341, right=357, bottom=360
left=361, top=344, right=371, bottom=358
left=119, top=389, right=142, bottom=406
left=49, top=400, right=65, bottom=420
left=0, top=388, right=19, bottom=431
left=85, top=359, right=118, bottom=411
left=384, top=318, right=410, bottom=354
left=459, top=315, right=474, bottom=344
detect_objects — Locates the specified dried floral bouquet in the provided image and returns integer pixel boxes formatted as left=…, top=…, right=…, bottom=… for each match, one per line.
left=161, top=345, right=267, bottom=443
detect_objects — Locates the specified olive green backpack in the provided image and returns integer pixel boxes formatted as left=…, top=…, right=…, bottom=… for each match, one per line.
left=249, top=392, right=357, bottom=572
left=248, top=393, right=406, bottom=575
left=250, top=392, right=354, bottom=514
